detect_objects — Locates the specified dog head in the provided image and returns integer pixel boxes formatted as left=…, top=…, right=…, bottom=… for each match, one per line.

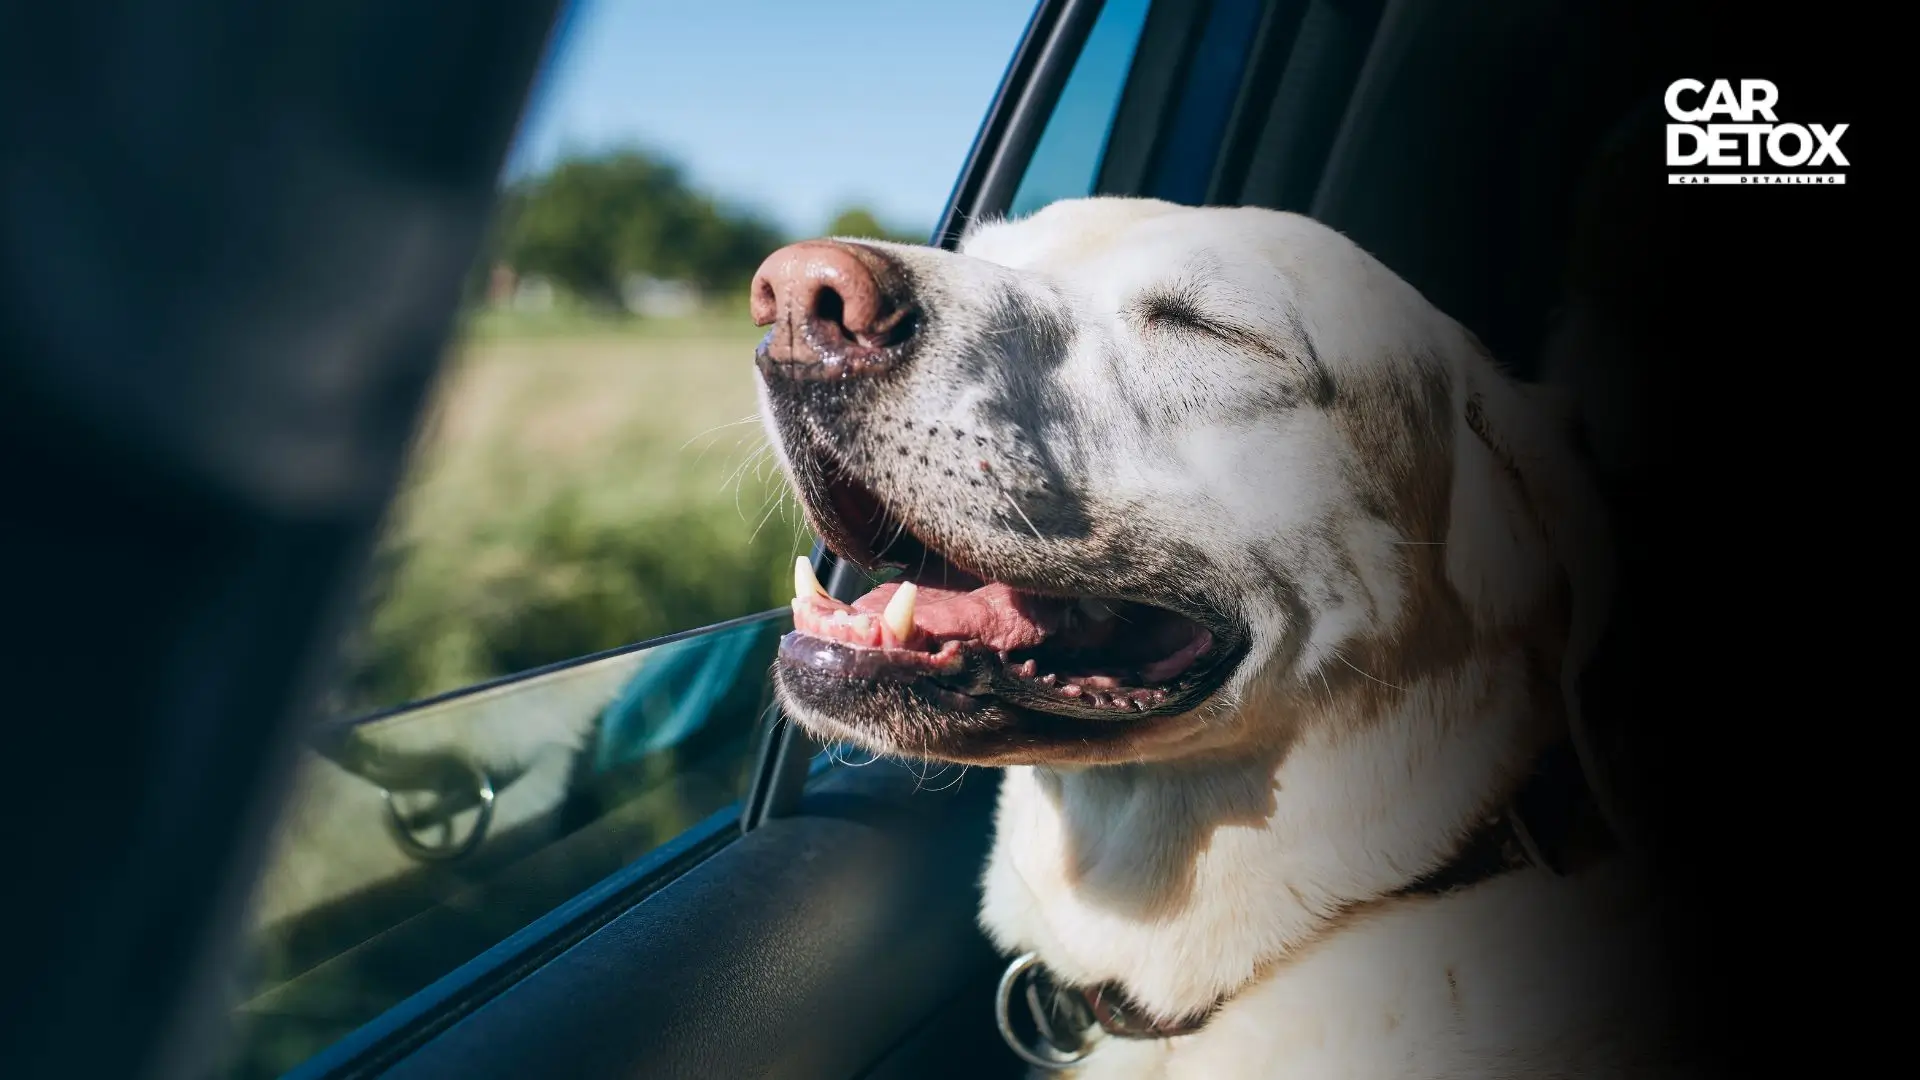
left=755, top=197, right=1608, bottom=767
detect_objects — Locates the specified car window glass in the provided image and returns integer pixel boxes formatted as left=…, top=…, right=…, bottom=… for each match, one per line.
left=1146, top=0, right=1267, bottom=204
left=224, top=614, right=785, bottom=1079
left=220, top=3, right=1038, bottom=1077
left=1007, top=0, right=1154, bottom=219
left=330, top=0, right=1038, bottom=717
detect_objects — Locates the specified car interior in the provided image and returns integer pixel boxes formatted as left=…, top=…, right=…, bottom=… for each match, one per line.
left=4, top=0, right=1832, bottom=1078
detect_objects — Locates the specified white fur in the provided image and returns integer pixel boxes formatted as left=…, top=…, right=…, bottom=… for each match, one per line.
left=1037, top=864, right=1676, bottom=1080
left=961, top=202, right=1646, bottom=1076
left=768, top=198, right=1662, bottom=1076
left=981, top=658, right=1543, bottom=1018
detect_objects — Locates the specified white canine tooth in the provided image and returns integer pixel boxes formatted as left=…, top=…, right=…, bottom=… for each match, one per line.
left=794, top=556, right=829, bottom=600
left=883, top=582, right=917, bottom=642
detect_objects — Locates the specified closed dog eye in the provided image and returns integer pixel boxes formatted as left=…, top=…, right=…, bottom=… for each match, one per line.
left=1135, top=291, right=1281, bottom=359
left=1136, top=291, right=1229, bottom=339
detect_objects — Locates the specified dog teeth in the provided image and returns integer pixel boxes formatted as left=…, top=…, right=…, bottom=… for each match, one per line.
left=882, top=582, right=917, bottom=643
left=794, top=556, right=829, bottom=600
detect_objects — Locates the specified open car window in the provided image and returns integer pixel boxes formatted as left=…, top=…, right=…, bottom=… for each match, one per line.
left=216, top=3, right=1044, bottom=1077
left=5, top=1, right=1861, bottom=1079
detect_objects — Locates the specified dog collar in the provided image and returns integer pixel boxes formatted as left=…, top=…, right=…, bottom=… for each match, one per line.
left=995, top=953, right=1217, bottom=1069
left=993, top=738, right=1606, bottom=1070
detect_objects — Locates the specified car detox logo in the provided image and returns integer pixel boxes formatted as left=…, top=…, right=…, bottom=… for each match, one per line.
left=1665, top=79, right=1848, bottom=184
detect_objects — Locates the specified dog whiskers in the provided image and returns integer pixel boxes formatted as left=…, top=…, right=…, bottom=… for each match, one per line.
left=827, top=740, right=882, bottom=769
left=746, top=491, right=789, bottom=546
left=679, top=412, right=765, bottom=453
left=933, top=764, right=969, bottom=792
left=1333, top=651, right=1406, bottom=692
left=881, top=517, right=910, bottom=559
left=721, top=440, right=773, bottom=495
left=985, top=473, right=1045, bottom=543
left=725, top=444, right=777, bottom=522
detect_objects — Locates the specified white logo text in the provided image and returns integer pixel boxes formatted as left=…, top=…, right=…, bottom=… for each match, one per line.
left=1665, top=79, right=1847, bottom=185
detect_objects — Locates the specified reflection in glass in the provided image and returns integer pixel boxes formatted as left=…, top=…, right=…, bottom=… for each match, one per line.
left=217, top=612, right=785, bottom=1080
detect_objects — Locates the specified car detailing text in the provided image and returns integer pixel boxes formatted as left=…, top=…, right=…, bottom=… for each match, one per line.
left=1665, top=79, right=1847, bottom=185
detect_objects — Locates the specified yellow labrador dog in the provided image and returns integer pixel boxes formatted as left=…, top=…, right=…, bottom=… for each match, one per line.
left=751, top=197, right=1677, bottom=1078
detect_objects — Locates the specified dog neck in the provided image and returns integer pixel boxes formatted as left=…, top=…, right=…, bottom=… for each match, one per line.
left=978, top=645, right=1563, bottom=1027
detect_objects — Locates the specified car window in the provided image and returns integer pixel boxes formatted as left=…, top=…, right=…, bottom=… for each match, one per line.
left=1008, top=0, right=1154, bottom=219
left=225, top=614, right=784, bottom=1079
left=220, top=3, right=1039, bottom=1077
left=1145, top=0, right=1267, bottom=204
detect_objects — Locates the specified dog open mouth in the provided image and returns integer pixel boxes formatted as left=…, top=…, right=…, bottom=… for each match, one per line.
left=779, top=465, right=1237, bottom=720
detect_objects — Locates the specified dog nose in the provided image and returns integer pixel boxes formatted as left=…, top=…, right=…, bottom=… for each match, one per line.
left=750, top=240, right=919, bottom=378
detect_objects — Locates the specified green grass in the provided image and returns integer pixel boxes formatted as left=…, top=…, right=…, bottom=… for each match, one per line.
left=327, top=310, right=808, bottom=715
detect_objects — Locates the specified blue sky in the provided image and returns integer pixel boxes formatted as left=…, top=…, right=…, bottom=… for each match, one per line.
left=505, top=0, right=1042, bottom=238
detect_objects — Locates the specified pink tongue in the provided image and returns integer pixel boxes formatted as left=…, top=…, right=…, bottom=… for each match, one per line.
left=852, top=580, right=1064, bottom=653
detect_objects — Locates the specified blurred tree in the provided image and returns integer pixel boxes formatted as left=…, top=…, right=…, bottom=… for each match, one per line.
left=459, top=184, right=527, bottom=307
left=823, top=206, right=925, bottom=245
left=491, top=148, right=786, bottom=308
left=674, top=198, right=785, bottom=297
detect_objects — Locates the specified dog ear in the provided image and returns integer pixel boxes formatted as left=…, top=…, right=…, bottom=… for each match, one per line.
left=1444, top=335, right=1633, bottom=847
left=1445, top=339, right=1613, bottom=677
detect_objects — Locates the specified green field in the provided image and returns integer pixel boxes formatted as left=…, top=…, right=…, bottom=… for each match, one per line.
left=328, top=308, right=810, bottom=715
